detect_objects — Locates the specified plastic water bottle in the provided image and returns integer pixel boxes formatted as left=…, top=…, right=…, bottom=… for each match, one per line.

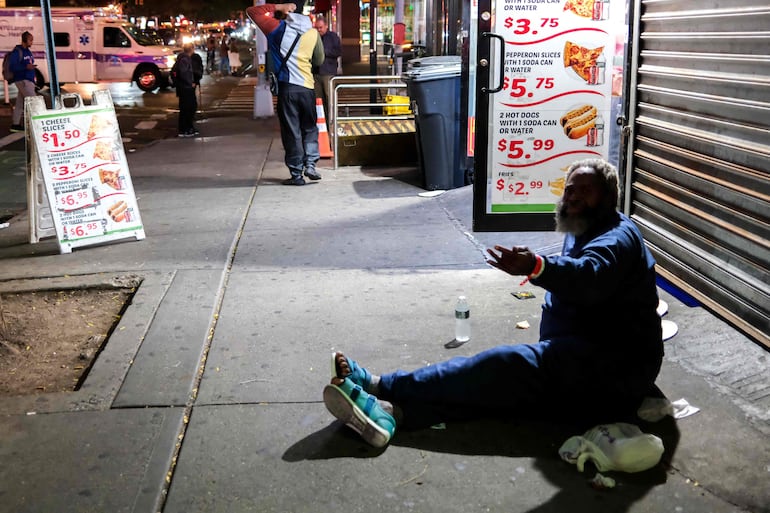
left=455, top=296, right=470, bottom=343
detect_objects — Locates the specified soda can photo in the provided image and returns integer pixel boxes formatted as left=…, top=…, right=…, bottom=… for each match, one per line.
left=592, top=0, right=609, bottom=21
left=595, top=60, right=606, bottom=85
left=586, top=127, right=598, bottom=147
left=589, top=65, right=599, bottom=85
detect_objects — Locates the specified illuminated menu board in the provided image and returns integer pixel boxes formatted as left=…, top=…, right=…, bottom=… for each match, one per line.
left=487, top=0, right=619, bottom=214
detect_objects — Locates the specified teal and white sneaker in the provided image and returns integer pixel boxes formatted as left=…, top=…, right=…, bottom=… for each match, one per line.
left=323, top=377, right=395, bottom=448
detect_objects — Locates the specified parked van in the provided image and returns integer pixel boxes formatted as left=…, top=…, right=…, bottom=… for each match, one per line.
left=0, top=7, right=177, bottom=91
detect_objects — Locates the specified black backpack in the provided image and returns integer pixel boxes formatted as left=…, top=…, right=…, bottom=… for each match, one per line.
left=2, top=48, right=21, bottom=83
left=191, top=53, right=203, bottom=84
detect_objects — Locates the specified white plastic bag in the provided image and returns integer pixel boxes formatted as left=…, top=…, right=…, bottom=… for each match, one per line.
left=637, top=397, right=700, bottom=422
left=558, top=422, right=664, bottom=473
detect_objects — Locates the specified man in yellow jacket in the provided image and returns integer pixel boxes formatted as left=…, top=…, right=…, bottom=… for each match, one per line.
left=247, top=1, right=325, bottom=185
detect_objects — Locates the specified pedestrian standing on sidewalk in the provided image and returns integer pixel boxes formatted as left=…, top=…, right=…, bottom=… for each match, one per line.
left=8, top=31, right=36, bottom=133
left=206, top=35, right=217, bottom=74
left=218, top=37, right=230, bottom=76
left=171, top=43, right=199, bottom=138
left=313, top=17, right=341, bottom=133
left=246, top=0, right=325, bottom=185
left=228, top=39, right=241, bottom=74
left=323, top=158, right=664, bottom=448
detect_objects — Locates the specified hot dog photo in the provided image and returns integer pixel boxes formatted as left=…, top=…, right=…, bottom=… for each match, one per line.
left=107, top=200, right=129, bottom=222
left=560, top=104, right=600, bottom=142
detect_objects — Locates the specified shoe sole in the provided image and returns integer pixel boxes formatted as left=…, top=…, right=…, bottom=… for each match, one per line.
left=323, top=384, right=391, bottom=448
left=329, top=351, right=350, bottom=381
left=305, top=173, right=322, bottom=181
left=330, top=352, right=338, bottom=380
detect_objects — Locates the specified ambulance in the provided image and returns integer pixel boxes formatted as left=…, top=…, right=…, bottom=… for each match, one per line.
left=0, top=7, right=177, bottom=91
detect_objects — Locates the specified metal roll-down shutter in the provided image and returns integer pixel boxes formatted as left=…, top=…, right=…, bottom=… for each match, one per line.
left=626, top=0, right=770, bottom=347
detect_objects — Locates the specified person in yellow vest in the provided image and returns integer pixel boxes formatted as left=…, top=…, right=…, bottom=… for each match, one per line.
left=246, top=1, right=325, bottom=185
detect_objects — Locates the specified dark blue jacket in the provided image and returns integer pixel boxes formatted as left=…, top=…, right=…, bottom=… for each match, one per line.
left=532, top=212, right=663, bottom=360
left=171, top=52, right=194, bottom=92
left=318, top=30, right=341, bottom=76
left=10, top=45, right=35, bottom=83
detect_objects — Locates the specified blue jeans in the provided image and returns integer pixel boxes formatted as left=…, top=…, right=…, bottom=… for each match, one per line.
left=219, top=55, right=229, bottom=75
left=276, top=83, right=320, bottom=178
left=378, top=339, right=662, bottom=429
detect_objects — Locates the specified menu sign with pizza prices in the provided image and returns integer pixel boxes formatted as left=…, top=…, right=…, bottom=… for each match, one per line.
left=486, top=0, right=620, bottom=214
left=28, top=91, right=145, bottom=254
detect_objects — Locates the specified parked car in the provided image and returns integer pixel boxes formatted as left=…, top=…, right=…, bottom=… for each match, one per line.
left=155, top=28, right=177, bottom=46
left=141, top=28, right=164, bottom=46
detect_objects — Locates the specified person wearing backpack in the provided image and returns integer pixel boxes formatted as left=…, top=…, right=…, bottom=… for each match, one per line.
left=1, top=49, right=17, bottom=82
left=246, top=1, right=325, bottom=185
left=8, top=31, right=36, bottom=133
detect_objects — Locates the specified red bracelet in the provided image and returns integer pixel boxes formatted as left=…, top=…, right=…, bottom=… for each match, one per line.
left=518, top=255, right=544, bottom=286
left=529, top=255, right=545, bottom=279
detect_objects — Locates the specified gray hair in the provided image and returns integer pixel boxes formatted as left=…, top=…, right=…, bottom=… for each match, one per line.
left=566, top=158, right=620, bottom=208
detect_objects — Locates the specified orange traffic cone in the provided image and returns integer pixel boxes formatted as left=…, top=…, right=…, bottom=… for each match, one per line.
left=316, top=98, right=333, bottom=158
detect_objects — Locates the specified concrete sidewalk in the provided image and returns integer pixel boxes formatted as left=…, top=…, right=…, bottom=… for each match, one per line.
left=0, top=94, right=769, bottom=513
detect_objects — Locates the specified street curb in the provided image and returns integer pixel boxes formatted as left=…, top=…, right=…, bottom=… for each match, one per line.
left=0, top=272, right=143, bottom=293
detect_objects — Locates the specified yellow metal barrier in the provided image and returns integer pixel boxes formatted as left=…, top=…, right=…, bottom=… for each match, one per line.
left=384, top=95, right=412, bottom=116
left=329, top=75, right=415, bottom=169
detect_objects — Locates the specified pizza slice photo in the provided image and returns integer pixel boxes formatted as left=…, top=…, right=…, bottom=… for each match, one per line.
left=564, top=0, right=595, bottom=18
left=92, top=140, right=117, bottom=162
left=87, top=114, right=114, bottom=140
left=564, top=0, right=608, bottom=20
left=563, top=41, right=605, bottom=84
left=98, top=168, right=122, bottom=190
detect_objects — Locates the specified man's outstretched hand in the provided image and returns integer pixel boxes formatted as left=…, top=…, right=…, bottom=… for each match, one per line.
left=486, top=245, right=537, bottom=277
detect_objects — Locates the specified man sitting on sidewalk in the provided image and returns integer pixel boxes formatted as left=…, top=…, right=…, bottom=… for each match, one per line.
left=323, top=158, right=664, bottom=448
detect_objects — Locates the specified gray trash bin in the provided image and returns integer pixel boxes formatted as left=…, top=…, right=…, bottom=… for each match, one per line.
left=402, top=56, right=463, bottom=190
